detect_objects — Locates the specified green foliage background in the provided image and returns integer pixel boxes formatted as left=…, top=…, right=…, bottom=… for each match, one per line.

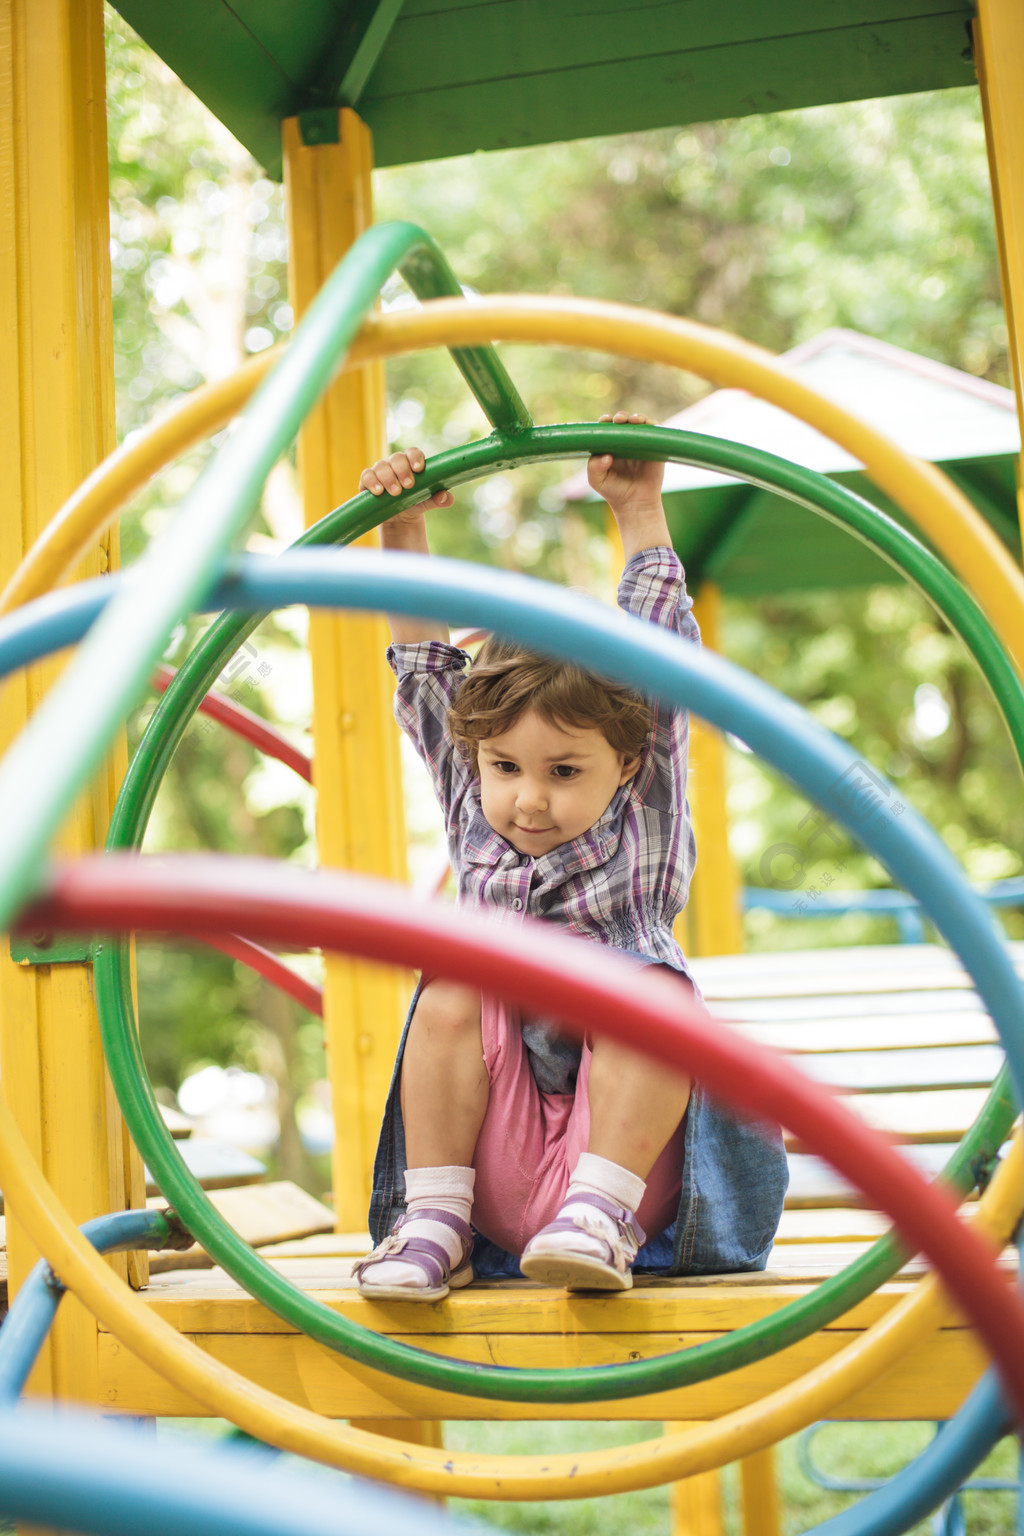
left=104, top=9, right=1022, bottom=1186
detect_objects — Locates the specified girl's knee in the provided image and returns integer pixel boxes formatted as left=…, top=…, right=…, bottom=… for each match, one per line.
left=413, top=980, right=482, bottom=1038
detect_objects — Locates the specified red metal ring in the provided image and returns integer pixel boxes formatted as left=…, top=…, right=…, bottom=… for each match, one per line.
left=21, top=850, right=1024, bottom=1424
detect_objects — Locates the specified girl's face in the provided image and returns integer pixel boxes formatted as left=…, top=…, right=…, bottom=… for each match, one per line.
left=477, top=708, right=639, bottom=858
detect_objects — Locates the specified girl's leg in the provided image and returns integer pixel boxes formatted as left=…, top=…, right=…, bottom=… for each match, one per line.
left=586, top=1035, right=691, bottom=1178
left=521, top=1036, right=690, bottom=1291
left=356, top=980, right=486, bottom=1300
left=400, top=980, right=489, bottom=1166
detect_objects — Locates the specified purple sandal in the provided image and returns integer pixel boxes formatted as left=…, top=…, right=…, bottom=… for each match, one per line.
left=520, top=1193, right=646, bottom=1291
left=354, top=1208, right=474, bottom=1301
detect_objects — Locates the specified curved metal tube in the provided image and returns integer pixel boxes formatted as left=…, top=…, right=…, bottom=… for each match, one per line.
left=803, top=1372, right=1013, bottom=1536
left=78, top=548, right=1024, bottom=1405
left=1, top=415, right=1020, bottom=1399
left=0, top=222, right=527, bottom=931
left=91, top=422, right=1024, bottom=1399
left=0, top=1403, right=467, bottom=1536
left=0, top=1208, right=177, bottom=1403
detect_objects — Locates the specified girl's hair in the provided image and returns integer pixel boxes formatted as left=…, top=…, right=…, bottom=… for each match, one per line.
left=448, top=635, right=654, bottom=770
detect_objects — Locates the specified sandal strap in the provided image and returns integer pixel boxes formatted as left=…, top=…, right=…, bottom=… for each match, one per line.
left=561, top=1193, right=646, bottom=1251
left=397, top=1207, right=473, bottom=1245
left=523, top=1195, right=646, bottom=1275
left=354, top=1209, right=473, bottom=1292
left=355, top=1233, right=450, bottom=1290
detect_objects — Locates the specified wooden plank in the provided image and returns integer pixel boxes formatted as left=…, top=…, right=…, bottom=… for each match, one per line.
left=159, top=1104, right=194, bottom=1140
left=364, top=14, right=975, bottom=168
left=144, top=1140, right=266, bottom=1196
left=719, top=992, right=989, bottom=1023
left=794, top=1044, right=1002, bottom=1093
left=765, top=1242, right=1013, bottom=1278
left=148, top=1181, right=335, bottom=1274
left=132, top=1271, right=927, bottom=1336
left=774, top=1208, right=892, bottom=1243
left=257, top=1231, right=372, bottom=1260
left=375, top=0, right=962, bottom=93
left=733, top=1011, right=998, bottom=1053
left=827, top=1087, right=994, bottom=1141
left=690, top=943, right=1024, bottom=1001
left=701, top=969, right=1001, bottom=1001
left=784, top=1143, right=972, bottom=1207
left=692, top=942, right=1024, bottom=983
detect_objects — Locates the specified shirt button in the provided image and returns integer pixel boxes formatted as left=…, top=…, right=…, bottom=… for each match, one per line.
left=511, top=897, right=523, bottom=911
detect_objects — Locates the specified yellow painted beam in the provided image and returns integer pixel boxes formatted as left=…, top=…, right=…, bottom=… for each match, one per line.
left=687, top=584, right=743, bottom=957
left=974, top=0, right=1024, bottom=555
left=282, top=110, right=412, bottom=1229
left=111, top=1276, right=923, bottom=1338
left=96, top=1322, right=988, bottom=1422
left=0, top=0, right=145, bottom=1424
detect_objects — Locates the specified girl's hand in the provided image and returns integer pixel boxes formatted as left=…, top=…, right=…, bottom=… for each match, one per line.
left=586, top=412, right=665, bottom=514
left=587, top=413, right=671, bottom=561
left=365, top=449, right=451, bottom=643
left=360, top=449, right=454, bottom=524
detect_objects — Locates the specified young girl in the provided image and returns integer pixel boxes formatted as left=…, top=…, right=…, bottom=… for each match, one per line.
left=354, top=415, right=787, bottom=1298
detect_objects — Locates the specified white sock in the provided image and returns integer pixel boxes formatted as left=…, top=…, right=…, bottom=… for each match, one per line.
left=527, top=1154, right=646, bottom=1264
left=568, top=1152, right=646, bottom=1213
left=362, top=1165, right=475, bottom=1293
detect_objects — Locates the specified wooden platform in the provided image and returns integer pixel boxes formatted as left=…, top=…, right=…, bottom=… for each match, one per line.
left=5, top=943, right=1020, bottom=1417
left=89, top=942, right=1019, bottom=1422
left=100, top=1248, right=1006, bottom=1422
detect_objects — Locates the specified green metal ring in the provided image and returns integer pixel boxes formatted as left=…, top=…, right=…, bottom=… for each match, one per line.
left=94, top=422, right=1022, bottom=1404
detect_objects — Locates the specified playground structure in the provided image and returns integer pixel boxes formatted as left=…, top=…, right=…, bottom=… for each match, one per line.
left=2, top=2, right=1024, bottom=1533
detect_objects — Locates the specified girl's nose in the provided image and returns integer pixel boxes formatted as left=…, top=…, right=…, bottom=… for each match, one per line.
left=516, top=779, right=547, bottom=813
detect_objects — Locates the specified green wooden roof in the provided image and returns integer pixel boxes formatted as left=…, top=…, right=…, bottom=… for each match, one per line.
left=110, top=0, right=977, bottom=178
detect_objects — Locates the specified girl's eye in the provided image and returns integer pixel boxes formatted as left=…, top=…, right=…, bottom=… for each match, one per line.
left=494, top=760, right=518, bottom=775
left=552, top=764, right=580, bottom=780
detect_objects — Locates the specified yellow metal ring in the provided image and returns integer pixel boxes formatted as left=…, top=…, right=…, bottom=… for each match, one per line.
left=0, top=1085, right=1017, bottom=1499
left=5, top=296, right=1023, bottom=686
left=4, top=292, right=1022, bottom=1495
left=349, top=300, right=1024, bottom=678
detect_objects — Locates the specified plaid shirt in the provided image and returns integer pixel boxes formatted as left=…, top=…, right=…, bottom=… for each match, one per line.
left=388, top=547, right=700, bottom=974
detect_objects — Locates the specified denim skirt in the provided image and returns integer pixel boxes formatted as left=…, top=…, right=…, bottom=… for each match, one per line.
left=367, top=955, right=789, bottom=1279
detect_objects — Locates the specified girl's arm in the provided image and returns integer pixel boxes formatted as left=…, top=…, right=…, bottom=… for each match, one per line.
left=360, top=448, right=454, bottom=645
left=587, top=411, right=671, bottom=561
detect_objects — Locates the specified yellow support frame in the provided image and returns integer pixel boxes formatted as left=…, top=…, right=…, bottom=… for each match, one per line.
left=282, top=109, right=412, bottom=1232
left=0, top=0, right=145, bottom=1430
left=975, top=0, right=1024, bottom=554
left=686, top=583, right=744, bottom=958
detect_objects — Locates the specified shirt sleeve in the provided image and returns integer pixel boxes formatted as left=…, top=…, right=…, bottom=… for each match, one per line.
left=387, top=640, right=473, bottom=821
left=615, top=546, right=700, bottom=816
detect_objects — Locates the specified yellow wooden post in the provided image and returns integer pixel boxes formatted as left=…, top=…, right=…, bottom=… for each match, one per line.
left=974, top=0, right=1024, bottom=554
left=667, top=1425, right=724, bottom=1536
left=739, top=1447, right=783, bottom=1536
left=685, top=583, right=744, bottom=956
left=282, top=110, right=412, bottom=1231
left=0, top=0, right=145, bottom=1425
